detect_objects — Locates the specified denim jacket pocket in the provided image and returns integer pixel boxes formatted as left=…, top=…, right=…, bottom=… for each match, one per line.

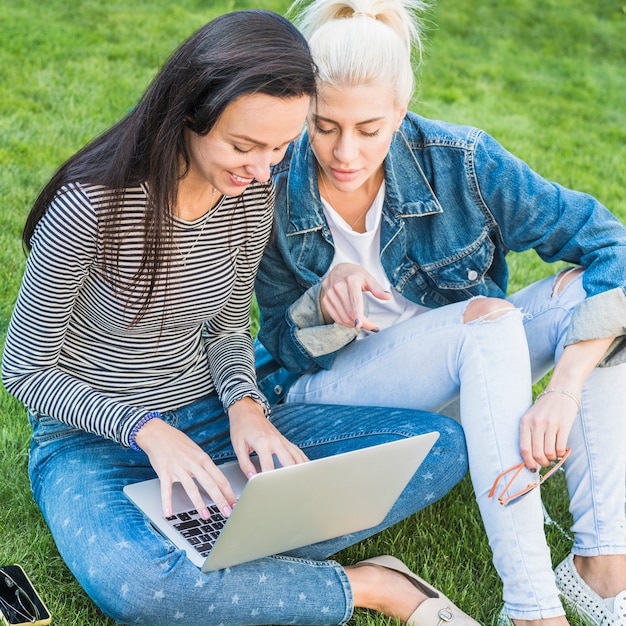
left=422, top=235, right=495, bottom=291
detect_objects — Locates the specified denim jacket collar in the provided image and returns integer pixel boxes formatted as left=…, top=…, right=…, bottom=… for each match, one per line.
left=281, top=127, right=443, bottom=235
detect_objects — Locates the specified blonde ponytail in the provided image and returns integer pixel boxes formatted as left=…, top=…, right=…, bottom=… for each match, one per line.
left=288, top=0, right=430, bottom=105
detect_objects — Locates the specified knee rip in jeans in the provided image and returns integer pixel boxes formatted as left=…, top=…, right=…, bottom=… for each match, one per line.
left=551, top=266, right=583, bottom=297
left=462, top=296, right=519, bottom=324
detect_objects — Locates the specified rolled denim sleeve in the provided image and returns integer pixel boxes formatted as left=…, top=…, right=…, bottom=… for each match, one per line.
left=256, top=228, right=359, bottom=373
left=257, top=262, right=358, bottom=374
left=288, top=282, right=359, bottom=357
left=566, top=287, right=626, bottom=366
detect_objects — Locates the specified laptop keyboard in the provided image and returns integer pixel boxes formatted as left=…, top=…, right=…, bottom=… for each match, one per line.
left=166, top=505, right=226, bottom=557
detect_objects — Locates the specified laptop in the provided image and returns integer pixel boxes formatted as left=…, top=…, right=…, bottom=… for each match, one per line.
left=123, top=432, right=439, bottom=572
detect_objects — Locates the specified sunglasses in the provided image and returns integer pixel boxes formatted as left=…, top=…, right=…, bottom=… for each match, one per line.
left=488, top=448, right=571, bottom=506
left=0, top=568, right=40, bottom=624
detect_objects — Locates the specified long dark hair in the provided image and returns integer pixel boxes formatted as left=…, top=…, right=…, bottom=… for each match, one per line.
left=23, top=10, right=317, bottom=319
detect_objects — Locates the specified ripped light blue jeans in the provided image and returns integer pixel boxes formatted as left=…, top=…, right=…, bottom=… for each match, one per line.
left=287, top=271, right=626, bottom=620
left=28, top=397, right=467, bottom=626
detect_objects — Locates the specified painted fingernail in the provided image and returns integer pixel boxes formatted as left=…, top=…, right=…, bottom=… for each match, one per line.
left=247, top=471, right=256, bottom=479
left=201, top=507, right=211, bottom=519
left=222, top=505, right=232, bottom=518
left=529, top=468, right=537, bottom=473
left=354, top=319, right=360, bottom=327
left=371, top=327, right=380, bottom=333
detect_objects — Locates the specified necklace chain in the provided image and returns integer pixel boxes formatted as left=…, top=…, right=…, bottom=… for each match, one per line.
left=176, top=186, right=217, bottom=266
left=319, top=169, right=371, bottom=230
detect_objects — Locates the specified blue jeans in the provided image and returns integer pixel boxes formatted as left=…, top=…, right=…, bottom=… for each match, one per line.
left=287, top=272, right=626, bottom=620
left=28, top=397, right=467, bottom=626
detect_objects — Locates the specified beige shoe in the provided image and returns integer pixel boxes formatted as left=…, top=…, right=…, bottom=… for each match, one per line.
left=355, top=555, right=482, bottom=626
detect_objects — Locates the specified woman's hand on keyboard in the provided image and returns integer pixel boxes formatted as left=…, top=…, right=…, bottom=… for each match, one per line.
left=134, top=417, right=238, bottom=521
left=228, top=397, right=309, bottom=479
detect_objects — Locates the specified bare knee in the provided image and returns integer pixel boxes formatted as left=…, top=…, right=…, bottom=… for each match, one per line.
left=463, top=297, right=516, bottom=323
left=552, top=266, right=583, bottom=296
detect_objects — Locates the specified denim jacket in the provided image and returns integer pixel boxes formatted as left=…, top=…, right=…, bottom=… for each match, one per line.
left=255, top=112, right=626, bottom=402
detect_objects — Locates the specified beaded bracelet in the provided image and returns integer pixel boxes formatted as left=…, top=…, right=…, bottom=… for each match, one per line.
left=535, top=388, right=581, bottom=411
left=129, top=411, right=162, bottom=451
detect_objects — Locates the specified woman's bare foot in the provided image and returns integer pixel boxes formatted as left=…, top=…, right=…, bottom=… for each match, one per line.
left=345, top=562, right=427, bottom=621
left=573, top=554, right=626, bottom=598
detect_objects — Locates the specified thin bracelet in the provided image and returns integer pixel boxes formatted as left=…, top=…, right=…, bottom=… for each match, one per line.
left=536, top=388, right=581, bottom=411
left=129, top=411, right=162, bottom=451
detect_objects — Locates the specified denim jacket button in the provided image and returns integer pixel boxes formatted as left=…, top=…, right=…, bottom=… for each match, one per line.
left=273, top=385, right=283, bottom=396
left=467, top=269, right=478, bottom=281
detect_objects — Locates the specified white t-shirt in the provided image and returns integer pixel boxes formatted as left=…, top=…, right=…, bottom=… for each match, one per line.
left=321, top=182, right=428, bottom=336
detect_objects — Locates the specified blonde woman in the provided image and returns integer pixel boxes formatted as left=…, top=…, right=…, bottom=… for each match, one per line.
left=255, top=1, right=626, bottom=624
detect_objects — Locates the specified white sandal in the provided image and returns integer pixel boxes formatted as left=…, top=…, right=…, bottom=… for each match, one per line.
left=355, top=555, right=482, bottom=626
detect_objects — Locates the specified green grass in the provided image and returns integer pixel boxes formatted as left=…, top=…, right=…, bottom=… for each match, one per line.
left=1, top=0, right=624, bottom=624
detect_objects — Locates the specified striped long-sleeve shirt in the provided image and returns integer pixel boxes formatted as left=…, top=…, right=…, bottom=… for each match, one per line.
left=2, top=180, right=274, bottom=447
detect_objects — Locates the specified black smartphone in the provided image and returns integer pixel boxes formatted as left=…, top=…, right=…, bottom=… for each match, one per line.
left=0, top=565, right=51, bottom=626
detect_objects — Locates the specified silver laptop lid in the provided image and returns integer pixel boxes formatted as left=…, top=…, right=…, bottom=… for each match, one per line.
left=124, top=432, right=439, bottom=572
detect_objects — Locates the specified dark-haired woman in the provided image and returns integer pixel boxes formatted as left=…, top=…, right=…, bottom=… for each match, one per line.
left=1, top=10, right=471, bottom=626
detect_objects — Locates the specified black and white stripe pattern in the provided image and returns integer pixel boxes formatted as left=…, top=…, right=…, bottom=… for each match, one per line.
left=2, top=181, right=274, bottom=447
